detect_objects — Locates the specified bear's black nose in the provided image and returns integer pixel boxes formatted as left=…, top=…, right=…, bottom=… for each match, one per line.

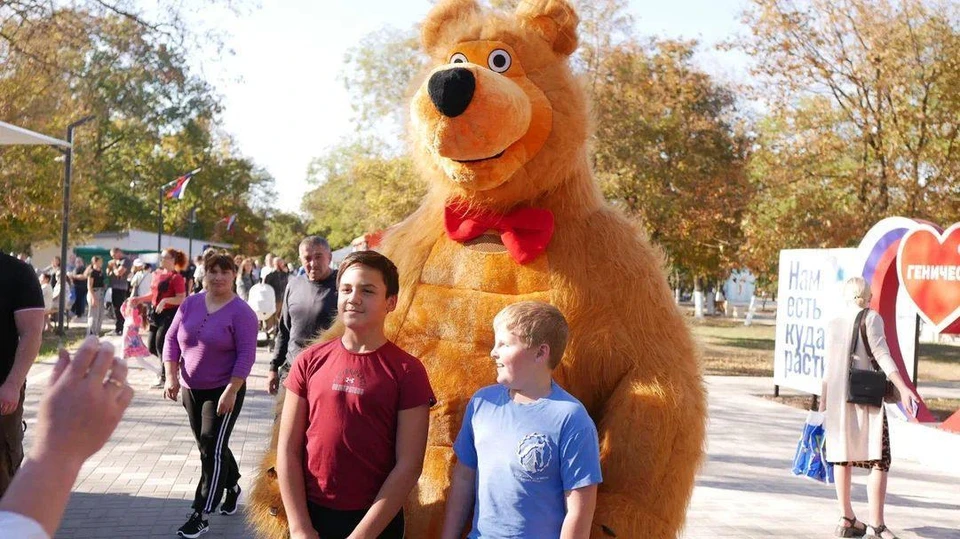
left=428, top=68, right=475, bottom=118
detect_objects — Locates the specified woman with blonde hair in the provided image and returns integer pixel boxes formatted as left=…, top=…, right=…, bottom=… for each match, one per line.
left=820, top=276, right=920, bottom=539
left=235, top=258, right=255, bottom=301
left=85, top=256, right=106, bottom=336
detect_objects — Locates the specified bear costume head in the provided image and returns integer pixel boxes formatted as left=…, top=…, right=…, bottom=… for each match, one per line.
left=248, top=1, right=705, bottom=538
left=411, top=0, right=586, bottom=208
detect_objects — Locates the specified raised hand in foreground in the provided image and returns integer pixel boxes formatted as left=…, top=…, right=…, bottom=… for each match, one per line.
left=0, top=337, right=134, bottom=538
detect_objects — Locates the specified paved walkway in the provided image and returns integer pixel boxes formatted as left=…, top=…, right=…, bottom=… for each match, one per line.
left=20, top=338, right=960, bottom=538
left=23, top=334, right=271, bottom=538
left=683, top=378, right=960, bottom=539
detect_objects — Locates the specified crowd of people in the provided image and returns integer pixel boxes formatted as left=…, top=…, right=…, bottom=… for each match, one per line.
left=17, top=248, right=297, bottom=335
left=3, top=238, right=605, bottom=539
left=2, top=240, right=919, bottom=539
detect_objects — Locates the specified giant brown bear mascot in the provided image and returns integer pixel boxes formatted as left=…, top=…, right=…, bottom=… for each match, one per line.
left=249, top=0, right=706, bottom=537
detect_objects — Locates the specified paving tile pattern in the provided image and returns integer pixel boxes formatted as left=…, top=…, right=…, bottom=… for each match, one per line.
left=19, top=336, right=960, bottom=538
left=23, top=334, right=273, bottom=538
left=683, top=378, right=960, bottom=539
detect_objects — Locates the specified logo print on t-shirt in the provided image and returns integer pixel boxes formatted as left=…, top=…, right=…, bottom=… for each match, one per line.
left=332, top=368, right=365, bottom=395
left=516, top=432, right=553, bottom=482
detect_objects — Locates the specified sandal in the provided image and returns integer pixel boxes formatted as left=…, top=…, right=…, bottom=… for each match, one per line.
left=865, top=524, right=899, bottom=539
left=835, top=516, right=867, bottom=538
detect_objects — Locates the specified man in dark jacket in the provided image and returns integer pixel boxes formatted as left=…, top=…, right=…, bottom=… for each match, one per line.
left=268, top=238, right=338, bottom=395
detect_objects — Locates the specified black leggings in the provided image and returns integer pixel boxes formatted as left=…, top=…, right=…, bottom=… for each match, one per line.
left=72, top=288, right=87, bottom=318
left=182, top=385, right=245, bottom=513
left=111, top=288, right=129, bottom=333
left=307, top=502, right=404, bottom=539
left=148, top=308, right=176, bottom=381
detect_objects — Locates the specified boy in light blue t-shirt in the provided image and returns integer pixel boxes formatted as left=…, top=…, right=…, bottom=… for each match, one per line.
left=441, top=301, right=603, bottom=539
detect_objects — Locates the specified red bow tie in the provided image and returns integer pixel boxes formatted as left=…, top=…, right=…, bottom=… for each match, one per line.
left=444, top=203, right=555, bottom=264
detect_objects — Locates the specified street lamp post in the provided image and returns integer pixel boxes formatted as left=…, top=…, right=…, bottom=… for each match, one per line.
left=158, top=185, right=164, bottom=256
left=57, top=115, right=96, bottom=336
left=188, top=206, right=197, bottom=260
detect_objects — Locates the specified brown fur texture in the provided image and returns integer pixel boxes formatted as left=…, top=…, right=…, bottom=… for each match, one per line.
left=248, top=1, right=706, bottom=537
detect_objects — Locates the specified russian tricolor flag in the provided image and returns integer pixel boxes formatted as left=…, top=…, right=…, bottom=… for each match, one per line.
left=165, top=168, right=200, bottom=200
left=226, top=214, right=238, bottom=231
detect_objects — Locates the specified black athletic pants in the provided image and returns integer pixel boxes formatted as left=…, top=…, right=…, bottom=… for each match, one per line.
left=181, top=385, right=245, bottom=514
left=148, top=308, right=176, bottom=382
left=307, top=502, right=404, bottom=539
left=111, top=288, right=128, bottom=333
left=72, top=286, right=87, bottom=318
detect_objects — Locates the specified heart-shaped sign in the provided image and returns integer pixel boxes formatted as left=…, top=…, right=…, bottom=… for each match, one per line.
left=897, top=222, right=960, bottom=333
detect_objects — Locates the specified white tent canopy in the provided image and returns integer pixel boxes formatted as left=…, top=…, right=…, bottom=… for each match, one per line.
left=0, top=120, right=70, bottom=147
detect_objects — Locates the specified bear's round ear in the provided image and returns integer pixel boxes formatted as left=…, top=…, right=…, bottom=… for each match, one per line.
left=516, top=0, right=579, bottom=57
left=421, top=0, right=481, bottom=55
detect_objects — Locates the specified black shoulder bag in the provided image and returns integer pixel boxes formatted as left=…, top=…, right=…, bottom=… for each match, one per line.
left=846, top=309, right=889, bottom=407
left=147, top=276, right=172, bottom=327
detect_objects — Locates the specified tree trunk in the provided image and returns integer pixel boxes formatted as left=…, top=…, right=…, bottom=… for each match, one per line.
left=674, top=269, right=681, bottom=305
left=744, top=294, right=757, bottom=326
left=693, top=275, right=704, bottom=319
left=705, top=282, right=716, bottom=316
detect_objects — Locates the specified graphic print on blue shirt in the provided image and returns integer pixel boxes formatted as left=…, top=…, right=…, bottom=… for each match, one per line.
left=517, top=432, right=553, bottom=482
left=453, top=381, right=603, bottom=538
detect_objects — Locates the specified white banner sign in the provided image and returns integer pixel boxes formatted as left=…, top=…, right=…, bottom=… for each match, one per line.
left=773, top=249, right=858, bottom=394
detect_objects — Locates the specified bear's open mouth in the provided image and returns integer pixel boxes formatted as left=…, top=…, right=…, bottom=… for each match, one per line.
left=452, top=150, right=505, bottom=164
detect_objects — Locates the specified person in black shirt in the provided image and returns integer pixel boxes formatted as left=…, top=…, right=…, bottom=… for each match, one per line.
left=263, top=257, right=291, bottom=339
left=0, top=253, right=45, bottom=495
left=86, top=256, right=106, bottom=336
left=268, top=237, right=338, bottom=395
left=106, top=248, right=132, bottom=335
left=180, top=262, right=196, bottom=296
left=71, top=257, right=88, bottom=320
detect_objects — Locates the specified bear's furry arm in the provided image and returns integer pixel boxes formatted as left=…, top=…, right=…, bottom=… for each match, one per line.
left=548, top=207, right=706, bottom=539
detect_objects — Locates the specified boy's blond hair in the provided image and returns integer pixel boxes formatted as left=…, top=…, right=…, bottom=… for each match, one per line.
left=493, top=301, right=569, bottom=369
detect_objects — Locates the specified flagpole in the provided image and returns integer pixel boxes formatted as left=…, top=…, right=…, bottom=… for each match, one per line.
left=157, top=186, right=164, bottom=257
left=188, top=206, right=197, bottom=261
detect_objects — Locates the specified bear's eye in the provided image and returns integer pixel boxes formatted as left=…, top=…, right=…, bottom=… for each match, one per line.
left=487, top=49, right=511, bottom=73
left=450, top=52, right=468, bottom=64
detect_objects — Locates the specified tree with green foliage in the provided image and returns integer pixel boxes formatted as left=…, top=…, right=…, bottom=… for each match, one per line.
left=0, top=2, right=272, bottom=255
left=301, top=141, right=425, bottom=249
left=737, top=0, right=960, bottom=280
left=592, top=38, right=753, bottom=289
left=264, top=211, right=309, bottom=263
left=341, top=26, right=428, bottom=137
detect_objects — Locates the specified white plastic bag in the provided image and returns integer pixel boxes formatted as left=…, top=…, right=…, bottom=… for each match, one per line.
left=247, top=283, right=277, bottom=322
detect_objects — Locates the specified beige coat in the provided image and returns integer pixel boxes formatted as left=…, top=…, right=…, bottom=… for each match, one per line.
left=823, top=304, right=898, bottom=462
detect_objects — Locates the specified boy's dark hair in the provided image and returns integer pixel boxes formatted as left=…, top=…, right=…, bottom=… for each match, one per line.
left=337, top=251, right=399, bottom=298
left=494, top=301, right=569, bottom=369
left=203, top=250, right=238, bottom=274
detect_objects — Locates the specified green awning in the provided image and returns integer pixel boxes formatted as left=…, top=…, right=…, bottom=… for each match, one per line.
left=73, top=246, right=156, bottom=260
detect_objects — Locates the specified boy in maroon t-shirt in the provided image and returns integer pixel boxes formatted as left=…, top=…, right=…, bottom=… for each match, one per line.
left=278, top=251, right=435, bottom=539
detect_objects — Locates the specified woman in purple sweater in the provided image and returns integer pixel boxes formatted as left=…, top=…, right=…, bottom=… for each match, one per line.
left=163, top=252, right=258, bottom=538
